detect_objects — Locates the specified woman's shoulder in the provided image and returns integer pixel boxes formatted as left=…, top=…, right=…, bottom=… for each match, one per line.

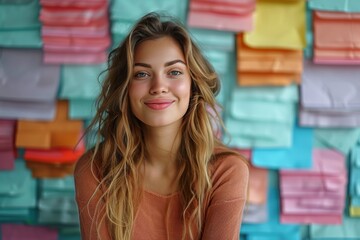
left=73, top=148, right=103, bottom=204
left=209, top=146, right=249, bottom=200
left=74, top=148, right=98, bottom=179
left=211, top=146, right=249, bottom=178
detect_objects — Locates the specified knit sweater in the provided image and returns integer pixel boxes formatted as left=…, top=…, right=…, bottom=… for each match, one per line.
left=74, top=152, right=249, bottom=240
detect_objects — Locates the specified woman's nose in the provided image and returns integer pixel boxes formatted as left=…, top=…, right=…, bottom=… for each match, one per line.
left=149, top=74, right=168, bottom=94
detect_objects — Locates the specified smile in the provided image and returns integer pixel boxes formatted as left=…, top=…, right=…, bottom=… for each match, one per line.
left=144, top=100, right=174, bottom=110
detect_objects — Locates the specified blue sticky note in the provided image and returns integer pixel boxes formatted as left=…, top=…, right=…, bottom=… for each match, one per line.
left=350, top=168, right=360, bottom=197
left=252, top=123, right=313, bottom=169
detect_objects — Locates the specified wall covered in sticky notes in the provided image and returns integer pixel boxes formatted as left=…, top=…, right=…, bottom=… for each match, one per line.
left=1, top=0, right=360, bottom=239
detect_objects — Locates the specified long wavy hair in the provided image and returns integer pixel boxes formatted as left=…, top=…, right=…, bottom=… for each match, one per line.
left=85, top=12, right=240, bottom=240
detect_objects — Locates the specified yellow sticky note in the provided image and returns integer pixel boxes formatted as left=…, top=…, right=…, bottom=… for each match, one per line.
left=350, top=206, right=360, bottom=217
left=244, top=0, right=306, bottom=50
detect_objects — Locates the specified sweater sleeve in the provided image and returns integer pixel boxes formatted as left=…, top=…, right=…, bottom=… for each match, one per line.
left=201, top=155, right=249, bottom=240
left=74, top=152, right=111, bottom=240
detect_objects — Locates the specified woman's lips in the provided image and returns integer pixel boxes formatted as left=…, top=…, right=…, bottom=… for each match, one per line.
left=144, top=100, right=174, bottom=110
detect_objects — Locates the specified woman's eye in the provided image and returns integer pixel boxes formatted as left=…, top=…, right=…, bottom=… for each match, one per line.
left=169, top=70, right=182, bottom=76
left=134, top=72, right=149, bottom=78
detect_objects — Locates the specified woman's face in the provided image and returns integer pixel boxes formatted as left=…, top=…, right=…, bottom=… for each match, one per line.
left=129, top=36, right=192, bottom=129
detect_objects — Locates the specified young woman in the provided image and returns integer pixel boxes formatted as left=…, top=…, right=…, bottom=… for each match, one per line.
left=74, top=12, right=249, bottom=240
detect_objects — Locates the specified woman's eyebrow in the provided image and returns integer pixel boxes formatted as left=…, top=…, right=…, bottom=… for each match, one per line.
left=134, top=63, right=151, bottom=68
left=164, top=59, right=186, bottom=67
left=134, top=59, right=186, bottom=68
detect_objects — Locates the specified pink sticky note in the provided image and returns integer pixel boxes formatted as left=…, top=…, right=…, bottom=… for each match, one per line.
left=280, top=212, right=343, bottom=225
left=0, top=151, right=15, bottom=170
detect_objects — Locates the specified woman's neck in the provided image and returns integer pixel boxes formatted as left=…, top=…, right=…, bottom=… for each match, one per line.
left=143, top=124, right=181, bottom=167
left=142, top=125, right=182, bottom=195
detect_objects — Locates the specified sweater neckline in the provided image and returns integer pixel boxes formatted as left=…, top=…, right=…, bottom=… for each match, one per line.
left=143, top=189, right=180, bottom=198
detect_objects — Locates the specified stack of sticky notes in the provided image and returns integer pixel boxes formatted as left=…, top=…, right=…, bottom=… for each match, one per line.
left=313, top=11, right=360, bottom=65
left=225, top=84, right=298, bottom=148
left=280, top=149, right=347, bottom=224
left=299, top=60, right=360, bottom=128
left=0, top=0, right=42, bottom=48
left=0, top=120, right=16, bottom=170
left=0, top=49, right=60, bottom=120
left=39, top=0, right=110, bottom=64
left=0, top=160, right=37, bottom=222
left=58, top=64, right=106, bottom=119
left=187, top=0, right=255, bottom=32
left=309, top=0, right=360, bottom=64
left=15, top=101, right=84, bottom=178
left=236, top=34, right=303, bottom=86
left=236, top=0, right=306, bottom=86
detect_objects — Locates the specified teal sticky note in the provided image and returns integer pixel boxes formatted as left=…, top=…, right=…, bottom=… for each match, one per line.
left=0, top=28, right=41, bottom=48
left=304, top=2, right=313, bottom=59
left=0, top=0, right=40, bottom=29
left=310, top=214, right=360, bottom=238
left=111, top=20, right=132, bottom=48
left=38, top=196, right=79, bottom=225
left=314, top=128, right=360, bottom=155
left=0, top=0, right=41, bottom=48
left=0, top=175, right=36, bottom=208
left=224, top=117, right=294, bottom=148
left=59, top=64, right=106, bottom=100
left=309, top=0, right=360, bottom=12
left=0, top=160, right=31, bottom=197
left=224, top=85, right=298, bottom=148
left=350, top=143, right=360, bottom=167
left=203, top=50, right=230, bottom=75
left=69, top=99, right=96, bottom=120
left=231, top=85, right=299, bottom=103
left=40, top=176, right=75, bottom=198
left=110, top=0, right=188, bottom=23
left=351, top=196, right=360, bottom=207
left=190, top=28, right=235, bottom=52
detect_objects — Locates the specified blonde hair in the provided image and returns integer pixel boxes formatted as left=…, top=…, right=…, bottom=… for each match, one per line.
left=85, top=12, right=241, bottom=240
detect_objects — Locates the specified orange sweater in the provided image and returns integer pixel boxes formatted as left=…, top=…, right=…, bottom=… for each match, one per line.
left=74, top=154, right=249, bottom=240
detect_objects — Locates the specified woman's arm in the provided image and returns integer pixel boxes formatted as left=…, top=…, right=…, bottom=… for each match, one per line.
left=201, top=155, right=249, bottom=240
left=74, top=152, right=111, bottom=240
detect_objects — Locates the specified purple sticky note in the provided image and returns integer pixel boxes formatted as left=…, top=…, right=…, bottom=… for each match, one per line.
left=1, top=224, right=58, bottom=240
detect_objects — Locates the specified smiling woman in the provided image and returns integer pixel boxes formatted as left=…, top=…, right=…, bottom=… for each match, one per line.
left=74, top=12, right=249, bottom=240
left=129, top=36, right=191, bottom=128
